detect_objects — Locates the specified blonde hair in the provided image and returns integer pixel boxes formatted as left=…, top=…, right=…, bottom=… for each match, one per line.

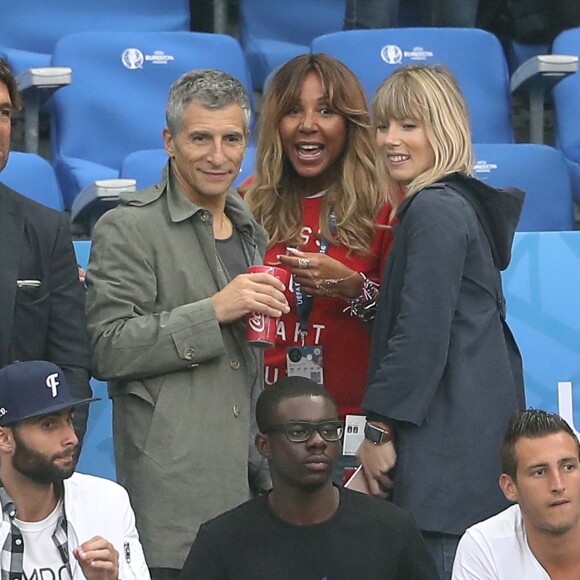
left=372, top=64, right=474, bottom=207
left=246, top=54, right=383, bottom=254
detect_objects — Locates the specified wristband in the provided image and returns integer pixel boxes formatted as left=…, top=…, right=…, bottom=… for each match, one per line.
left=344, top=273, right=380, bottom=321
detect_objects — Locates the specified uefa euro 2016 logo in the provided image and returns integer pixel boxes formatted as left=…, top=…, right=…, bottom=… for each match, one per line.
left=121, top=48, right=145, bottom=70
left=380, top=45, right=403, bottom=65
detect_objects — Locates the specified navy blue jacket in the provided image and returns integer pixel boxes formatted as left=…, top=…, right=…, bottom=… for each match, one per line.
left=364, top=173, right=525, bottom=535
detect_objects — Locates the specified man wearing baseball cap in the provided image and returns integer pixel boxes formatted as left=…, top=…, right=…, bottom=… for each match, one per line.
left=0, top=360, right=150, bottom=579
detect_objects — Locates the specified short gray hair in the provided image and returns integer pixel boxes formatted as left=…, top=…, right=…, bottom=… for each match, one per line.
left=165, top=69, right=251, bottom=135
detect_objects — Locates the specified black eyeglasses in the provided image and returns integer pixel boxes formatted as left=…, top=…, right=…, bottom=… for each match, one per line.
left=263, top=421, right=343, bottom=443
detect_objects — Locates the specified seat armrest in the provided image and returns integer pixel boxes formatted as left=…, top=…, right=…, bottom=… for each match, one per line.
left=17, top=66, right=72, bottom=95
left=511, top=55, right=578, bottom=143
left=16, top=67, right=72, bottom=153
left=71, top=179, right=136, bottom=233
left=511, top=55, right=578, bottom=93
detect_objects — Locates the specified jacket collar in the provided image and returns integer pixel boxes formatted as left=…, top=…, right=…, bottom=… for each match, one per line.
left=397, top=172, right=525, bottom=271
left=441, top=173, right=524, bottom=271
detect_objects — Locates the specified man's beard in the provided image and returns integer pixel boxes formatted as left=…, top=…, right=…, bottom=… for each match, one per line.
left=12, top=430, right=77, bottom=485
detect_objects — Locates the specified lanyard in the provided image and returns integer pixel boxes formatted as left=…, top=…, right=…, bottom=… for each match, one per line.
left=294, top=211, right=336, bottom=346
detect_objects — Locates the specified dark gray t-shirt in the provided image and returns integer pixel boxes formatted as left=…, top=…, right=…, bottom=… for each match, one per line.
left=215, top=226, right=248, bottom=280
left=180, top=486, right=438, bottom=579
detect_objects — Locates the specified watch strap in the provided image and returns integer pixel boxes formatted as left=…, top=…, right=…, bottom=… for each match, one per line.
left=364, top=421, right=394, bottom=445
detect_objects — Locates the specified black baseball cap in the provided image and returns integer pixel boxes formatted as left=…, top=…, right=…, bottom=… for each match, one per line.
left=0, top=361, right=100, bottom=426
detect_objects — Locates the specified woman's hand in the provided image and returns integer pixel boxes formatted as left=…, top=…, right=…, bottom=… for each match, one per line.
left=356, top=438, right=397, bottom=498
left=278, top=248, right=363, bottom=299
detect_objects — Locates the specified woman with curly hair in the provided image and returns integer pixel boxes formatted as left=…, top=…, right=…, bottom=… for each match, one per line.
left=246, top=54, right=394, bottom=458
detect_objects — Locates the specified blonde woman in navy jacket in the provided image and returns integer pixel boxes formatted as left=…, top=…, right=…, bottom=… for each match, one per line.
left=358, top=64, right=525, bottom=580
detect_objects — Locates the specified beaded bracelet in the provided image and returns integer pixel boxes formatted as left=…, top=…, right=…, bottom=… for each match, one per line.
left=343, top=272, right=380, bottom=322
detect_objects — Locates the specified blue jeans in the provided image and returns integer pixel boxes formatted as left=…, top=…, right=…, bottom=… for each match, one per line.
left=420, top=532, right=461, bottom=580
left=344, top=0, right=479, bottom=29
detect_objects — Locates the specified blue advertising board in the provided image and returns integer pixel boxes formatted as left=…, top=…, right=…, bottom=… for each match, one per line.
left=504, top=232, right=580, bottom=436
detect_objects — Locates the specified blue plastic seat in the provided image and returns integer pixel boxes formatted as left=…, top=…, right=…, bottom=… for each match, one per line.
left=311, top=27, right=514, bottom=144
left=0, top=0, right=190, bottom=78
left=1, top=151, right=64, bottom=211
left=551, top=28, right=580, bottom=201
left=73, top=240, right=116, bottom=481
left=120, top=150, right=168, bottom=191
left=49, top=30, right=254, bottom=209
left=239, top=0, right=346, bottom=90
left=120, top=146, right=257, bottom=191
left=507, top=41, right=549, bottom=74
left=473, top=143, right=574, bottom=231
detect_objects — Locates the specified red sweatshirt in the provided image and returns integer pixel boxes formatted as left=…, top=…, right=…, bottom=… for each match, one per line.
left=263, top=195, right=395, bottom=418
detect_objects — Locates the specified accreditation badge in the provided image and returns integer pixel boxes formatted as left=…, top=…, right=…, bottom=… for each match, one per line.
left=286, top=346, right=324, bottom=385
left=342, top=415, right=366, bottom=456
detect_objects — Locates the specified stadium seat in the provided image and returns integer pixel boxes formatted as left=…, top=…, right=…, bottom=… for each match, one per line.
left=73, top=240, right=116, bottom=481
left=1, top=152, right=64, bottom=211
left=120, top=146, right=257, bottom=190
left=551, top=28, right=580, bottom=201
left=311, top=27, right=514, bottom=144
left=239, top=0, right=346, bottom=90
left=120, top=150, right=168, bottom=191
left=0, top=0, right=190, bottom=77
left=49, top=30, right=254, bottom=210
left=473, top=143, right=574, bottom=231
left=507, top=41, right=549, bottom=74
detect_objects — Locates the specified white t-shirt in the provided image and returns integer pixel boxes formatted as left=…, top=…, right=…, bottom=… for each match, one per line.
left=15, top=499, right=72, bottom=580
left=452, top=504, right=549, bottom=580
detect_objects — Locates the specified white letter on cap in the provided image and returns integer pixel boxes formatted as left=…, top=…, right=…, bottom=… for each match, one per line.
left=46, top=373, right=59, bottom=398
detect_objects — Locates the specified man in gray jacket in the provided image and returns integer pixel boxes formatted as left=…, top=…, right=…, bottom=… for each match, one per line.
left=86, top=69, right=289, bottom=580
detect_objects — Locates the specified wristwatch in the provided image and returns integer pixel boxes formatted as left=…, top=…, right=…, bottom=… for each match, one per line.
left=364, top=422, right=393, bottom=445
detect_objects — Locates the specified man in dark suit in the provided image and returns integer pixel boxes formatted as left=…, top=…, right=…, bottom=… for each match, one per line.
left=0, top=57, right=92, bottom=440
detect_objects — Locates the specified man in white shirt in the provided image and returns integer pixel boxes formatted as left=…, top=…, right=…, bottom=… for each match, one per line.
left=0, top=360, right=150, bottom=579
left=452, top=409, right=580, bottom=580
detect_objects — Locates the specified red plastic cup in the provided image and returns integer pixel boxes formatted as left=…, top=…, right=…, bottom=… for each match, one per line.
left=246, top=265, right=290, bottom=348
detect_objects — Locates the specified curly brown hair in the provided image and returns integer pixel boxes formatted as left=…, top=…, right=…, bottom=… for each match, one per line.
left=246, top=54, right=384, bottom=254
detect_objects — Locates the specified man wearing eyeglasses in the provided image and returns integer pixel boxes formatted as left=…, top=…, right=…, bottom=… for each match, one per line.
left=178, top=376, right=437, bottom=579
